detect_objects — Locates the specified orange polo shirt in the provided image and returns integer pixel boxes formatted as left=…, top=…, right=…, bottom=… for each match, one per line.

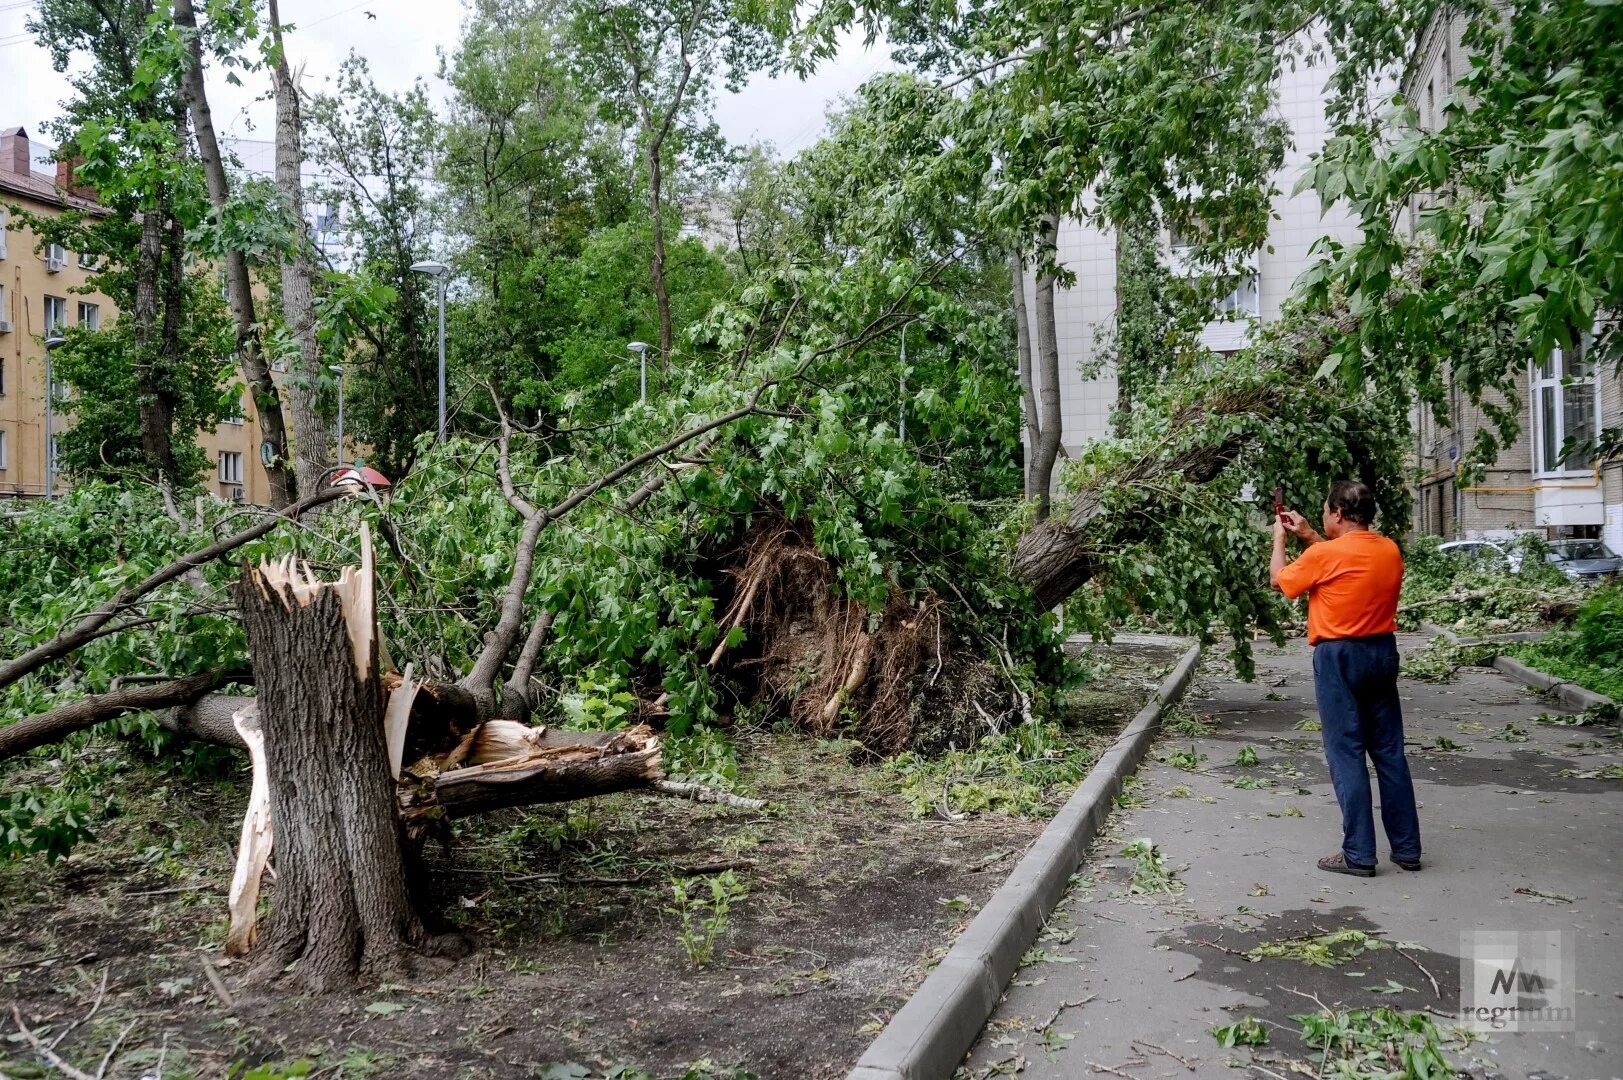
left=1275, top=530, right=1404, bottom=645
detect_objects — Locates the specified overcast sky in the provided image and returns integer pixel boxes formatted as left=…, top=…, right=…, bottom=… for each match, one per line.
left=0, top=0, right=893, bottom=162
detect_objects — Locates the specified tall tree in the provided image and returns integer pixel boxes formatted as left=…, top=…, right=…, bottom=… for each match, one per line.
left=265, top=0, right=332, bottom=493
left=169, top=0, right=299, bottom=507
left=306, top=54, right=440, bottom=477
left=28, top=0, right=203, bottom=485
left=566, top=0, right=785, bottom=361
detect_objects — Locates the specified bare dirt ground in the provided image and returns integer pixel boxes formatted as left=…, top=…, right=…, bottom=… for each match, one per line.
left=0, top=646, right=1177, bottom=1080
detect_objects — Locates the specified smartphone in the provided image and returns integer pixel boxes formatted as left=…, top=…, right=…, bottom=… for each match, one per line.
left=1272, top=485, right=1285, bottom=520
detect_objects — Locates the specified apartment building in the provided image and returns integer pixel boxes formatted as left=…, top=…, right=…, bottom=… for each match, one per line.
left=1404, top=16, right=1623, bottom=552
left=0, top=125, right=276, bottom=503
left=1027, top=53, right=1364, bottom=452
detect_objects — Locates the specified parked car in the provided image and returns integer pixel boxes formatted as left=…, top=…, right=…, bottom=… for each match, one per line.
left=1544, top=540, right=1622, bottom=584
left=1438, top=539, right=1524, bottom=574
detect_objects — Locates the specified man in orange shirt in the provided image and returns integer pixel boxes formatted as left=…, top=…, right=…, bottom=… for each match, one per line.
left=1271, top=480, right=1421, bottom=878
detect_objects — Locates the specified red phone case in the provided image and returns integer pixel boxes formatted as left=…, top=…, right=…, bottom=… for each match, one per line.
left=1273, top=485, right=1284, bottom=518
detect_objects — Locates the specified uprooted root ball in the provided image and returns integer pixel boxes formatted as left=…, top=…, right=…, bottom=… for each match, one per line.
left=710, top=517, right=1017, bottom=756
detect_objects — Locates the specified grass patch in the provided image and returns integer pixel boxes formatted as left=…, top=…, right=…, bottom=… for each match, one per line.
left=886, top=720, right=1096, bottom=818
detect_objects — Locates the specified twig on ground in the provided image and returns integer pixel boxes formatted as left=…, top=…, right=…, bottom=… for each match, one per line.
left=652, top=780, right=767, bottom=810
left=1132, top=1039, right=1197, bottom=1070
left=198, top=954, right=234, bottom=1011
left=1249, top=1064, right=1294, bottom=1080
left=1088, top=1058, right=1148, bottom=1078
left=1186, top=937, right=1251, bottom=959
left=50, top=969, right=108, bottom=1051
left=11, top=1006, right=97, bottom=1080
left=94, top=1021, right=136, bottom=1079
left=1033, top=995, right=1095, bottom=1032
left=0, top=952, right=98, bottom=973
left=1396, top=946, right=1441, bottom=999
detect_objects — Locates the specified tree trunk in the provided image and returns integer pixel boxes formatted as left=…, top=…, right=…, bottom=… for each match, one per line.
left=647, top=147, right=674, bottom=364
left=1009, top=250, right=1040, bottom=497
left=269, top=1, right=332, bottom=497
left=172, top=0, right=297, bottom=508
left=233, top=549, right=424, bottom=991
left=1028, top=215, right=1064, bottom=521
left=132, top=188, right=179, bottom=483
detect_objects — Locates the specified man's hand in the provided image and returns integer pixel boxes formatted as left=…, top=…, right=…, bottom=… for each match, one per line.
left=1278, top=510, right=1322, bottom=544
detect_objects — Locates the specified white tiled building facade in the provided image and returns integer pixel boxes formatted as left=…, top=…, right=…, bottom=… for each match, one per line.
left=1027, top=55, right=1362, bottom=455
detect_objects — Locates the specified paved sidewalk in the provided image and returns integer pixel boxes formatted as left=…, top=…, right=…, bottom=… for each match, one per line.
left=963, top=635, right=1623, bottom=1080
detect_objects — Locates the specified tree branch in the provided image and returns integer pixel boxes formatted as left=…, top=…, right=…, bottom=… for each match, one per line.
left=0, top=486, right=350, bottom=694
left=0, top=670, right=227, bottom=761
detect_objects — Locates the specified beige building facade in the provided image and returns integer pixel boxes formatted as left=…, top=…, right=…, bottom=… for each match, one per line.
left=1404, top=16, right=1623, bottom=551
left=1, top=125, right=277, bottom=503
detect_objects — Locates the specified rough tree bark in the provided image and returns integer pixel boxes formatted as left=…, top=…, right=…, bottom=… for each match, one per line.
left=1027, top=215, right=1064, bottom=521
left=233, top=547, right=424, bottom=991
left=1009, top=251, right=1041, bottom=498
left=172, top=0, right=298, bottom=508
left=269, top=0, right=333, bottom=496
left=132, top=184, right=180, bottom=484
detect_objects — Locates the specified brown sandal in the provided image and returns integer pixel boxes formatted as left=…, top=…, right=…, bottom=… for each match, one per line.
left=1318, top=852, right=1376, bottom=877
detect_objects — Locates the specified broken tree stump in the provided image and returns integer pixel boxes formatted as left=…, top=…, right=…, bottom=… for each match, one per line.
left=233, top=535, right=426, bottom=991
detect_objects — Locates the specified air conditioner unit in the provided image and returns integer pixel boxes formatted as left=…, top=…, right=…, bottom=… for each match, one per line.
left=46, top=256, right=65, bottom=273
left=229, top=486, right=246, bottom=502
left=0, top=319, right=11, bottom=334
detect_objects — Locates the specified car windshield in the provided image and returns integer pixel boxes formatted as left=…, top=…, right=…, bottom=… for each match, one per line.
left=1549, top=541, right=1616, bottom=561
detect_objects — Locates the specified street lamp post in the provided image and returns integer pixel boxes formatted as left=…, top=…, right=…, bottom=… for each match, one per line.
left=43, top=334, right=66, bottom=499
left=628, top=341, right=650, bottom=405
left=411, top=261, right=451, bottom=441
left=330, top=364, right=345, bottom=467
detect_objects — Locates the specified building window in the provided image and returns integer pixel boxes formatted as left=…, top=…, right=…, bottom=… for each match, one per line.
left=223, top=394, right=246, bottom=425
left=1531, top=343, right=1598, bottom=475
left=0, top=210, right=8, bottom=260
left=1217, top=273, right=1260, bottom=317
left=76, top=302, right=99, bottom=330
left=218, top=451, right=244, bottom=485
left=44, top=242, right=66, bottom=269
left=77, top=250, right=98, bottom=270
left=0, top=429, right=7, bottom=470
left=43, top=295, right=67, bottom=333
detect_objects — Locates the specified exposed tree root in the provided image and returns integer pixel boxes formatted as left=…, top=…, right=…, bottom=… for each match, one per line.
left=708, top=516, right=1018, bottom=755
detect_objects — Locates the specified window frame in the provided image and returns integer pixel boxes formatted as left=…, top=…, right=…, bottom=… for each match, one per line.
left=218, top=451, right=245, bottom=485
left=44, top=241, right=66, bottom=267
left=43, top=294, right=68, bottom=333
left=0, top=428, right=7, bottom=470
left=1529, top=342, right=1599, bottom=477
left=0, top=209, right=8, bottom=260
left=76, top=301, right=100, bottom=330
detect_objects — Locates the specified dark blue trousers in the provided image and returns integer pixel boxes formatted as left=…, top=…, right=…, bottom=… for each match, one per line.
left=1311, top=634, right=1422, bottom=867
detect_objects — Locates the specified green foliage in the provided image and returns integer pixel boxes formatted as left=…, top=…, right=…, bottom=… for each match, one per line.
left=1234, top=745, right=1260, bottom=767
left=1248, top=929, right=1388, bottom=968
left=886, top=721, right=1094, bottom=818
left=1209, top=1016, right=1269, bottom=1048
left=1121, top=837, right=1183, bottom=895
left=1510, top=584, right=1623, bottom=703
left=1300, top=0, right=1623, bottom=465
left=667, top=869, right=747, bottom=968
left=0, top=784, right=95, bottom=864
left=1399, top=535, right=1577, bottom=634
left=1292, top=1007, right=1455, bottom=1080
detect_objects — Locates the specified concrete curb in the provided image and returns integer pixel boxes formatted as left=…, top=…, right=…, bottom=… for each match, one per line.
left=1490, top=654, right=1618, bottom=714
left=847, top=641, right=1204, bottom=1080
left=1419, top=624, right=1616, bottom=713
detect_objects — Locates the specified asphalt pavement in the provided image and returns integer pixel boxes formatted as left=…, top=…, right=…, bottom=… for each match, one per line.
left=961, top=634, right=1623, bottom=1080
